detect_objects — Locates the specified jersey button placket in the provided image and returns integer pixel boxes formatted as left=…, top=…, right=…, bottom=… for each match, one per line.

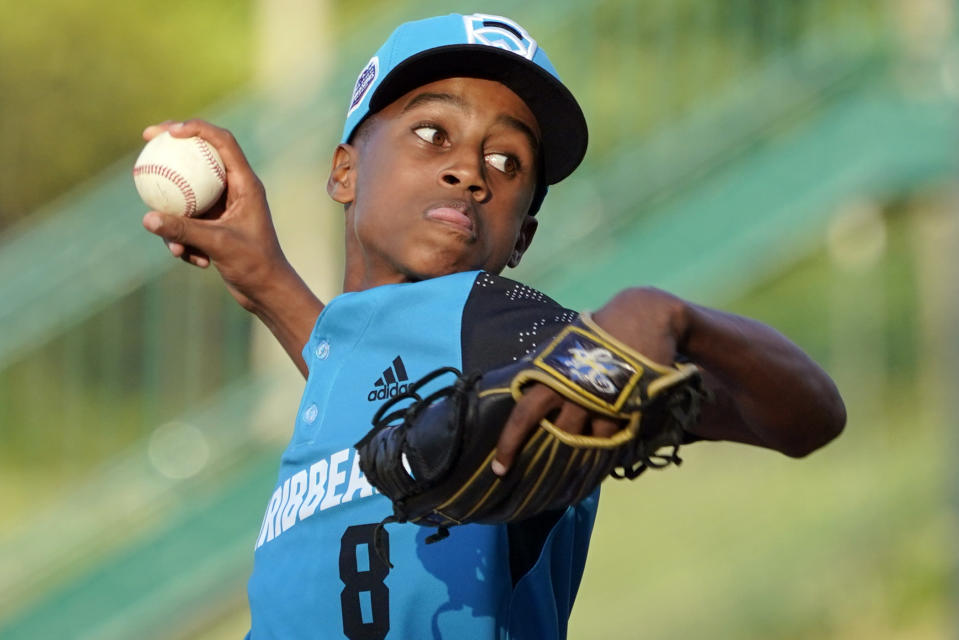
left=295, top=338, right=331, bottom=446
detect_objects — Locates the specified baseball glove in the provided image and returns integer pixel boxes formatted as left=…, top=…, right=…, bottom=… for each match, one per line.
left=355, top=312, right=705, bottom=552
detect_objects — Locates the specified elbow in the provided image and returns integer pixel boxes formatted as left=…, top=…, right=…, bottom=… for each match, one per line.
left=781, top=391, right=847, bottom=459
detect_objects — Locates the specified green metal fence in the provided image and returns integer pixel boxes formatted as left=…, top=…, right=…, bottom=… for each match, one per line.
left=0, top=0, right=901, bottom=466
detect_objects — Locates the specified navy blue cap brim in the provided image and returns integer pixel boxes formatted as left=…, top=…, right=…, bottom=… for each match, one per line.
left=367, top=45, right=588, bottom=185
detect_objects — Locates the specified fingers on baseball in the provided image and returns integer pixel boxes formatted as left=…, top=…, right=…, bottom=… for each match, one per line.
left=142, top=119, right=265, bottom=203
left=168, top=119, right=257, bottom=180
left=142, top=120, right=180, bottom=141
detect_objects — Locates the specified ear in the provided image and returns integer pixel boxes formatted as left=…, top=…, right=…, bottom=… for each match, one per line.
left=327, top=143, right=357, bottom=205
left=507, top=215, right=539, bottom=268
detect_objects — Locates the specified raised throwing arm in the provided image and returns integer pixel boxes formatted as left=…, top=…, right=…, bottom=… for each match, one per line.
left=140, top=120, right=323, bottom=377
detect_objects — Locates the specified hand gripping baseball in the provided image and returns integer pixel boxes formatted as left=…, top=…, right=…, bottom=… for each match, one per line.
left=140, top=120, right=288, bottom=306
left=140, top=120, right=323, bottom=376
left=355, top=312, right=707, bottom=556
left=134, top=131, right=226, bottom=217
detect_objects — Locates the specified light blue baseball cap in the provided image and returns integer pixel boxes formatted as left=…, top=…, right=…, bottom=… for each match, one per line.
left=341, top=13, right=588, bottom=187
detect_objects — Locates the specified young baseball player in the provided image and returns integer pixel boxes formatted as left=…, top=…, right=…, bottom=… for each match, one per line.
left=141, top=13, right=845, bottom=639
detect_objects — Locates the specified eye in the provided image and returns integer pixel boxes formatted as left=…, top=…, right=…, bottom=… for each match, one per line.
left=413, top=125, right=447, bottom=146
left=485, top=152, right=519, bottom=175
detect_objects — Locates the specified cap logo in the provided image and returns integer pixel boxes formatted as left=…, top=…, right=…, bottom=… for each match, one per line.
left=348, top=56, right=379, bottom=115
left=463, top=13, right=537, bottom=60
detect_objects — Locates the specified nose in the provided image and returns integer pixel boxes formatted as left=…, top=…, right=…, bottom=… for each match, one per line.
left=440, top=152, right=489, bottom=201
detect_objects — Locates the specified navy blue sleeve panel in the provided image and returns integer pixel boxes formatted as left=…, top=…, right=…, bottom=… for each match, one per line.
left=457, top=272, right=581, bottom=586
left=458, top=272, right=703, bottom=586
left=460, top=272, right=704, bottom=447
left=460, top=271, right=579, bottom=374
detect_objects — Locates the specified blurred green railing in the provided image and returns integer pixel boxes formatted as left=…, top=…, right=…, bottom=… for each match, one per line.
left=0, top=0, right=893, bottom=459
left=1, top=0, right=955, bottom=638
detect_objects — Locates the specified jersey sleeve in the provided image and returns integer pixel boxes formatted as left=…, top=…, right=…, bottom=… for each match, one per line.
left=460, top=271, right=579, bottom=373
left=458, top=273, right=579, bottom=585
left=461, top=271, right=703, bottom=445
left=458, top=272, right=701, bottom=585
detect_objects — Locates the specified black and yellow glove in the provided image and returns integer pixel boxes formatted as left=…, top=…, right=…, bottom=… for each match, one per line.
left=355, top=312, right=705, bottom=548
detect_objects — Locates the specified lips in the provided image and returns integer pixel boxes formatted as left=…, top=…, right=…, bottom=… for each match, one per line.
left=425, top=203, right=474, bottom=232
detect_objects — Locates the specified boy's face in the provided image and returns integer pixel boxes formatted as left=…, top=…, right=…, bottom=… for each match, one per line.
left=330, top=77, right=541, bottom=290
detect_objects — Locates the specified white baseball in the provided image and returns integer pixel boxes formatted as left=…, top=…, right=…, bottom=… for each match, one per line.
left=133, top=132, right=226, bottom=217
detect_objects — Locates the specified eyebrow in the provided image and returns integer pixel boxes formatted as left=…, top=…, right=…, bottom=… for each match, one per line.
left=402, top=91, right=540, bottom=154
left=402, top=92, right=468, bottom=112
left=496, top=114, right=540, bottom=156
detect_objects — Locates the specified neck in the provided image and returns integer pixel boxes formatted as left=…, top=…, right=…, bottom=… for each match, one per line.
left=341, top=248, right=422, bottom=292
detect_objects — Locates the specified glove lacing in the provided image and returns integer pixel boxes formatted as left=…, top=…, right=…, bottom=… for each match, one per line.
left=611, top=376, right=709, bottom=479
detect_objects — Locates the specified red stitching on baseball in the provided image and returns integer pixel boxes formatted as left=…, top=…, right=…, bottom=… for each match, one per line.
left=193, top=137, right=226, bottom=185
left=133, top=164, right=197, bottom=216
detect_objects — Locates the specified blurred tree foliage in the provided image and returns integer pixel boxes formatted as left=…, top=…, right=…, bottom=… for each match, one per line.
left=0, top=1, right=253, bottom=230
left=0, top=0, right=888, bottom=230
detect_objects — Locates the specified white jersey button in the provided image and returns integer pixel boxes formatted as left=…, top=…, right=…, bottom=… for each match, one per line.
left=316, top=340, right=331, bottom=360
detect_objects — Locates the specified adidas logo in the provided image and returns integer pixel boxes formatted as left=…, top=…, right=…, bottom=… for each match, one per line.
left=367, top=356, right=410, bottom=402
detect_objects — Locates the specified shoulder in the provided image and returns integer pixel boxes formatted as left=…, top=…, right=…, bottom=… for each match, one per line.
left=461, top=271, right=578, bottom=372
left=462, top=271, right=569, bottom=312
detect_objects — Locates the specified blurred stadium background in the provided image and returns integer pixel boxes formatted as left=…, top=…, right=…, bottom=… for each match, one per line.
left=1, top=0, right=957, bottom=638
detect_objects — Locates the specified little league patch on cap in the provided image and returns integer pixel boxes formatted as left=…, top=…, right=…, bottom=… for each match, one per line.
left=341, top=13, right=588, bottom=186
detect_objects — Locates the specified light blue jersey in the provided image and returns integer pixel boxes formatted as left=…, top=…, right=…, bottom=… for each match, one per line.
left=247, top=271, right=598, bottom=639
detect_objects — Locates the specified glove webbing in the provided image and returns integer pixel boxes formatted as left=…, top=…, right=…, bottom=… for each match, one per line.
left=358, top=367, right=471, bottom=500
left=361, top=367, right=476, bottom=566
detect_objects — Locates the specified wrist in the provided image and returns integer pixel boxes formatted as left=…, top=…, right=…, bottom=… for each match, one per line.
left=592, top=287, right=690, bottom=365
left=241, top=259, right=305, bottom=314
left=236, top=258, right=323, bottom=378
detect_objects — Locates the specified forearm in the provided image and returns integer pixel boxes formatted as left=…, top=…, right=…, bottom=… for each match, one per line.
left=242, top=262, right=325, bottom=378
left=681, top=302, right=846, bottom=456
left=593, top=287, right=846, bottom=457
